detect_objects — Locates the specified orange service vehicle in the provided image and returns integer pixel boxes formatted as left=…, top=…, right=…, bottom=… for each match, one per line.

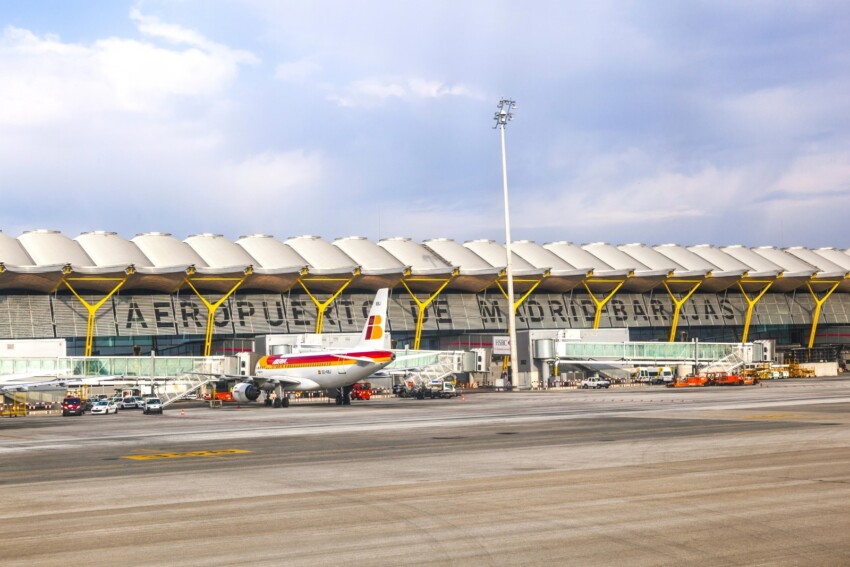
left=705, top=372, right=759, bottom=386
left=350, top=382, right=372, bottom=401
left=669, top=375, right=708, bottom=388
left=670, top=372, right=759, bottom=387
left=203, top=392, right=235, bottom=402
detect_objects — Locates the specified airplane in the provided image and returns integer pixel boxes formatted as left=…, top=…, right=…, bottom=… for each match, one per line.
left=0, top=372, right=80, bottom=392
left=0, top=372, right=121, bottom=396
left=229, top=287, right=396, bottom=407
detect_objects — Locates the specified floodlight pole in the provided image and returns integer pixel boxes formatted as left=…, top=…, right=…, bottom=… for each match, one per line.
left=495, top=99, right=520, bottom=391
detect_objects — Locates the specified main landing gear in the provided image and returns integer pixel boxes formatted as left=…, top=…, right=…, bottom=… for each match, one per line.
left=335, top=385, right=352, bottom=406
left=265, top=384, right=290, bottom=408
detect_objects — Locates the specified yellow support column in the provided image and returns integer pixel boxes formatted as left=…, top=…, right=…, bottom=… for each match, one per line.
left=400, top=277, right=453, bottom=350
left=662, top=280, right=703, bottom=342
left=805, top=280, right=841, bottom=349
left=298, top=276, right=356, bottom=334
left=184, top=273, right=249, bottom=357
left=63, top=275, right=129, bottom=357
left=736, top=280, right=774, bottom=343
left=495, top=275, right=546, bottom=315
left=582, top=279, right=627, bottom=329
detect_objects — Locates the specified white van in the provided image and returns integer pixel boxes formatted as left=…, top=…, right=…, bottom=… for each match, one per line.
left=635, top=367, right=674, bottom=384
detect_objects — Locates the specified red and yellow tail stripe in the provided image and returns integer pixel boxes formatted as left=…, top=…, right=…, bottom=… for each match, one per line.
left=364, top=315, right=383, bottom=340
left=258, top=350, right=393, bottom=370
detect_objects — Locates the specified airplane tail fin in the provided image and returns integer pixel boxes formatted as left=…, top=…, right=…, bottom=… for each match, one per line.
left=357, top=288, right=389, bottom=348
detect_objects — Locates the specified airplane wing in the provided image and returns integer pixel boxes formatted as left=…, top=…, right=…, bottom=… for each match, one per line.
left=371, top=368, right=422, bottom=378
left=188, top=371, right=302, bottom=388
left=0, top=375, right=126, bottom=393
left=330, top=353, right=386, bottom=364
left=0, top=375, right=87, bottom=392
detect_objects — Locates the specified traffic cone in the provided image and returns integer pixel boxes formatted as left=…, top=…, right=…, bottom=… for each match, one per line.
left=181, top=408, right=185, bottom=417
left=461, top=394, right=465, bottom=401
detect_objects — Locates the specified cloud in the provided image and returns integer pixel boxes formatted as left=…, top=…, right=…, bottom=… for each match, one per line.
left=327, top=77, right=482, bottom=107
left=0, top=10, right=258, bottom=122
left=216, top=150, right=326, bottom=201
left=275, top=58, right=321, bottom=82
left=0, top=10, right=327, bottom=240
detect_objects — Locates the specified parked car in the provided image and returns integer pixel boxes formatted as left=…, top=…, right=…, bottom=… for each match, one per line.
left=142, top=398, right=163, bottom=415
left=62, top=396, right=86, bottom=416
left=91, top=399, right=119, bottom=415
left=580, top=377, right=611, bottom=389
left=120, top=397, right=138, bottom=409
left=133, top=396, right=146, bottom=409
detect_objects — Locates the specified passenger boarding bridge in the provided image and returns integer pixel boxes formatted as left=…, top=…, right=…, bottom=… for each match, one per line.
left=541, top=340, right=760, bottom=366
left=0, top=355, right=228, bottom=379
left=517, top=329, right=768, bottom=387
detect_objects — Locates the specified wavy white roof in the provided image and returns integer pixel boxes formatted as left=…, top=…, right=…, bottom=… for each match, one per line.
left=463, top=239, right=547, bottom=277
left=813, top=247, right=850, bottom=271
left=618, top=243, right=707, bottom=277
left=720, top=245, right=784, bottom=277
left=19, top=229, right=94, bottom=269
left=132, top=232, right=205, bottom=269
left=784, top=247, right=848, bottom=279
left=235, top=235, right=307, bottom=272
left=655, top=244, right=728, bottom=274
left=688, top=244, right=756, bottom=275
left=185, top=233, right=255, bottom=270
left=377, top=237, right=454, bottom=276
left=333, top=236, right=408, bottom=275
left=512, top=240, right=591, bottom=276
left=4, top=228, right=850, bottom=294
left=284, top=235, right=358, bottom=275
left=0, top=231, right=36, bottom=267
left=544, top=241, right=628, bottom=278
left=76, top=231, right=153, bottom=268
left=751, top=246, right=818, bottom=278
left=423, top=239, right=500, bottom=275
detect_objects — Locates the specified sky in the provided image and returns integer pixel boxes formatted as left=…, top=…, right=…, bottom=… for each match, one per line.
left=1, top=1, right=849, bottom=249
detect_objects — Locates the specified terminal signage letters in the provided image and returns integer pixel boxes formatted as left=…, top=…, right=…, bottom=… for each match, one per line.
left=57, top=290, right=822, bottom=339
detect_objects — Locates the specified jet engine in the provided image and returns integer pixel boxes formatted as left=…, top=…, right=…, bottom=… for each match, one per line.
left=232, top=382, right=261, bottom=403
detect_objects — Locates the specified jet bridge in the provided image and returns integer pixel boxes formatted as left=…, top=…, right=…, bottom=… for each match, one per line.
left=519, top=329, right=766, bottom=389
left=0, top=355, right=231, bottom=403
left=547, top=340, right=758, bottom=366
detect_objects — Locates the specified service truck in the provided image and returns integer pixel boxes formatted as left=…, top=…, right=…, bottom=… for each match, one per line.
left=580, top=376, right=611, bottom=389
left=635, top=366, right=674, bottom=384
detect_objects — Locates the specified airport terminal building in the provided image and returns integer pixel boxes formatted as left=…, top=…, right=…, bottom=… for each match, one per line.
left=2, top=230, right=850, bottom=364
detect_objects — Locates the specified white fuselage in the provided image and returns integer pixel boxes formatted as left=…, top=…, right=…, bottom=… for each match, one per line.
left=255, top=349, right=395, bottom=390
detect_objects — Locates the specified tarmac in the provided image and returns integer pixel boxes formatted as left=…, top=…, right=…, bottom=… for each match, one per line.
left=1, top=379, right=849, bottom=566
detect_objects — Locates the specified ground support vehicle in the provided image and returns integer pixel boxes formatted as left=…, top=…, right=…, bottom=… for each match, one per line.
left=91, top=400, right=119, bottom=415
left=668, top=376, right=708, bottom=388
left=142, top=398, right=163, bottom=414
left=427, top=380, right=457, bottom=399
left=350, top=382, right=372, bottom=400
left=705, top=372, right=758, bottom=386
left=670, top=372, right=759, bottom=387
left=580, top=377, right=611, bottom=389
left=204, top=392, right=234, bottom=402
left=634, top=367, right=675, bottom=384
left=62, top=397, right=86, bottom=416
left=395, top=376, right=457, bottom=399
